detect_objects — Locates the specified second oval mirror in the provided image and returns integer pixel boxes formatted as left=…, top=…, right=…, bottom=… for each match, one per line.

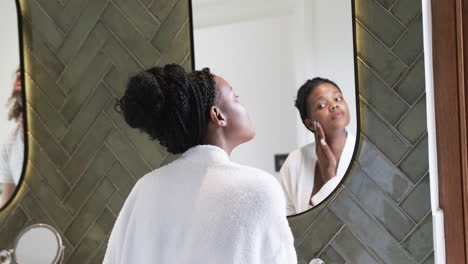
left=0, top=0, right=25, bottom=211
left=191, top=0, right=358, bottom=216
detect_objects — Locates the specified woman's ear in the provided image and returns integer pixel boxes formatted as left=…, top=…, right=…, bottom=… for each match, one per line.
left=304, top=118, right=316, bottom=133
left=209, top=106, right=227, bottom=127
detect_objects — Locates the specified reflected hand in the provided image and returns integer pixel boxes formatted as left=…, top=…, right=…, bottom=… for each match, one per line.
left=314, top=121, right=337, bottom=183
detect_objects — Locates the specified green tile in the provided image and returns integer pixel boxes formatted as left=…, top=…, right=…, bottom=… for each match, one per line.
left=0, top=207, right=29, bottom=249
left=26, top=0, right=64, bottom=50
left=101, top=33, right=143, bottom=75
left=318, top=245, right=345, bottom=264
left=113, top=0, right=161, bottom=39
left=101, top=3, right=161, bottom=69
left=27, top=74, right=68, bottom=140
left=105, top=130, right=152, bottom=180
left=394, top=56, right=425, bottom=105
left=401, top=174, right=431, bottom=223
left=182, top=52, right=193, bottom=72
left=399, top=134, right=428, bottom=182
left=329, top=189, right=415, bottom=264
left=36, top=0, right=90, bottom=33
left=27, top=106, right=69, bottom=169
left=21, top=191, right=55, bottom=226
left=397, top=95, right=427, bottom=144
left=29, top=136, right=70, bottom=199
left=357, top=22, right=407, bottom=86
left=141, top=0, right=153, bottom=7
left=57, top=0, right=109, bottom=64
left=392, top=16, right=423, bottom=65
left=25, top=55, right=65, bottom=110
left=105, top=102, right=166, bottom=169
left=331, top=228, right=382, bottom=264
left=34, top=0, right=70, bottom=32
left=26, top=165, right=71, bottom=231
left=150, top=0, right=189, bottom=53
left=61, top=86, right=111, bottom=153
left=287, top=205, right=323, bottom=245
left=87, top=243, right=107, bottom=264
left=346, top=164, right=414, bottom=241
left=65, top=178, right=115, bottom=246
left=375, top=0, right=398, bottom=9
left=64, top=146, right=115, bottom=215
left=103, top=67, right=128, bottom=98
left=63, top=114, right=114, bottom=183
left=402, top=215, right=433, bottom=262
left=108, top=191, right=126, bottom=216
left=358, top=60, right=409, bottom=124
left=159, top=21, right=191, bottom=66
left=295, top=209, right=343, bottom=261
left=391, top=0, right=422, bottom=26
left=106, top=162, right=136, bottom=199
left=57, top=22, right=109, bottom=93
left=25, top=44, right=64, bottom=92
left=422, top=253, right=434, bottom=264
left=360, top=102, right=412, bottom=164
left=356, top=0, right=405, bottom=47
left=149, top=0, right=178, bottom=22
left=100, top=36, right=144, bottom=96
left=358, top=139, right=413, bottom=202
left=61, top=52, right=111, bottom=122
left=67, top=207, right=116, bottom=264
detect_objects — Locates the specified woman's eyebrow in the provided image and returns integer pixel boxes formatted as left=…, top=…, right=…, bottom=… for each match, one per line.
left=313, top=96, right=325, bottom=103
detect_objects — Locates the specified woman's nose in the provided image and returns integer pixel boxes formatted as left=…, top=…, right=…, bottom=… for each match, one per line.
left=330, top=104, right=340, bottom=111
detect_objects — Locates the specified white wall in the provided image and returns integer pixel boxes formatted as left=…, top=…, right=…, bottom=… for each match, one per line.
left=297, top=0, right=357, bottom=146
left=194, top=15, right=298, bottom=174
left=193, top=0, right=356, bottom=174
left=0, top=1, right=20, bottom=139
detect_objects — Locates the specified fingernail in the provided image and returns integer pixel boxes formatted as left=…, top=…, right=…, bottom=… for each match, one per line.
left=320, top=139, right=326, bottom=145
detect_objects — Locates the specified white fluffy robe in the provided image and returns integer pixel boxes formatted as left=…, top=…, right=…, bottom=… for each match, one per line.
left=103, top=145, right=297, bottom=264
left=279, top=130, right=356, bottom=216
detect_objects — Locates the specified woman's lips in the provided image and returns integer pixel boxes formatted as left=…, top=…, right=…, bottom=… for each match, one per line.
left=331, top=111, right=345, bottom=120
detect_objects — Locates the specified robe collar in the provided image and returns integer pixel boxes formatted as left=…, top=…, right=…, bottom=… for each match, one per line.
left=181, top=144, right=231, bottom=164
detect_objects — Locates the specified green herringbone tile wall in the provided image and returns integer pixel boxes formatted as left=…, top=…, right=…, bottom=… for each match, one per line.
left=289, top=0, right=431, bottom=263
left=0, top=0, right=190, bottom=263
left=0, top=0, right=431, bottom=263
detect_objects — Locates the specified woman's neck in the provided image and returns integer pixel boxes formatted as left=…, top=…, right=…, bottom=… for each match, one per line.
left=202, top=134, right=233, bottom=156
left=324, top=128, right=348, bottom=162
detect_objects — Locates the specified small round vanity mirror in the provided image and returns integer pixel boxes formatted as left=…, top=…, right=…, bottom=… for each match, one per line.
left=13, top=224, right=64, bottom=264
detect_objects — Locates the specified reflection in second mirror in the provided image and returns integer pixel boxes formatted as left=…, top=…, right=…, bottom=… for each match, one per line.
left=0, top=0, right=23, bottom=210
left=192, top=0, right=357, bottom=216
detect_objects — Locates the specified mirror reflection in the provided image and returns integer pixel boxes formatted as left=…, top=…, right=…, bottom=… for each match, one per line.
left=0, top=0, right=24, bottom=209
left=192, top=0, right=357, bottom=216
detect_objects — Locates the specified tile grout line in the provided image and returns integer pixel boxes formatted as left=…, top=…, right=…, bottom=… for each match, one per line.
left=356, top=19, right=410, bottom=68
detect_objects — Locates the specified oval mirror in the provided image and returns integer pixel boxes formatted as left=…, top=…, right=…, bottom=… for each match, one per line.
left=0, top=0, right=25, bottom=210
left=13, top=224, right=64, bottom=264
left=191, top=0, right=358, bottom=216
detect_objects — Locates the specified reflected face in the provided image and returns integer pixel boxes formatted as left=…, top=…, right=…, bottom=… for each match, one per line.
left=305, top=83, right=350, bottom=134
left=214, top=75, right=255, bottom=145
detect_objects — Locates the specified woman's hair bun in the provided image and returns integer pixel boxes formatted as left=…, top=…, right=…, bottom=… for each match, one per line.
left=115, top=64, right=216, bottom=154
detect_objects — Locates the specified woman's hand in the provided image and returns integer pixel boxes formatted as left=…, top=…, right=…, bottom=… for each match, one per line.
left=314, top=121, right=337, bottom=183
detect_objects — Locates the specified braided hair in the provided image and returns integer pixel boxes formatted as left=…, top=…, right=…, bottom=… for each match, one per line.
left=295, top=77, right=342, bottom=128
left=116, top=64, right=217, bottom=154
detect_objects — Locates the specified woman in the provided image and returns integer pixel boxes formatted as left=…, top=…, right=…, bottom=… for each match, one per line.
left=103, top=64, right=297, bottom=264
left=0, top=69, right=24, bottom=208
left=279, top=78, right=356, bottom=216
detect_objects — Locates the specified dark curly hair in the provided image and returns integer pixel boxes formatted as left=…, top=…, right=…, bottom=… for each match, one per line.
left=295, top=77, right=342, bottom=127
left=115, top=64, right=217, bottom=154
